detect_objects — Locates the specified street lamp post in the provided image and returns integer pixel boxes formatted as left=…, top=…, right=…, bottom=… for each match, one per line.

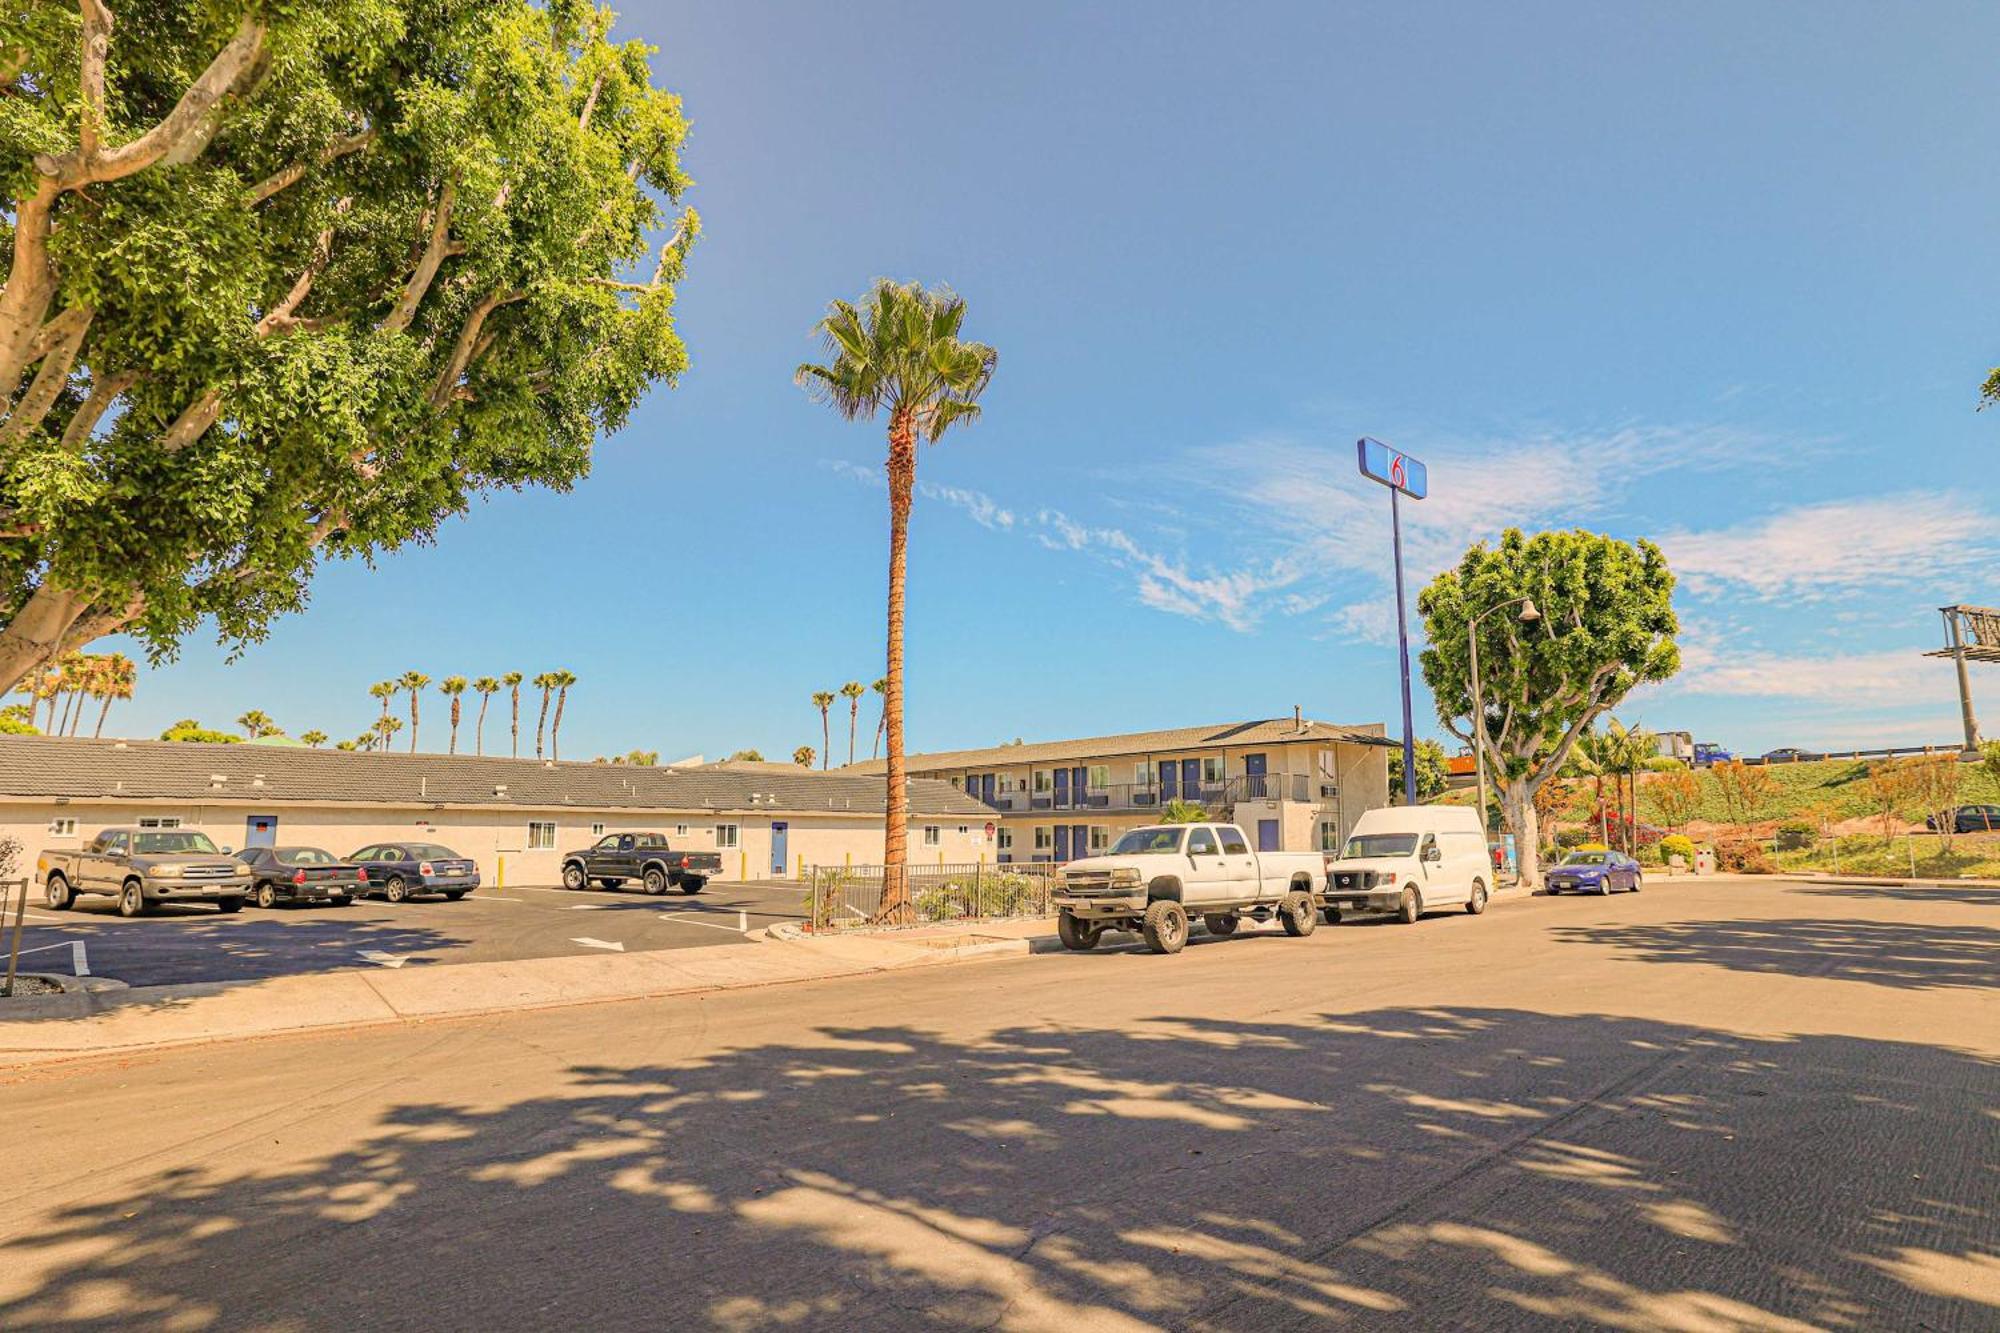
left=1468, top=596, right=1540, bottom=849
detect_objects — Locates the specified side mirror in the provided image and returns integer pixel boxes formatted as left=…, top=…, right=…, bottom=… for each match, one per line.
left=222, top=845, right=234, bottom=854
left=1424, top=846, right=1442, bottom=863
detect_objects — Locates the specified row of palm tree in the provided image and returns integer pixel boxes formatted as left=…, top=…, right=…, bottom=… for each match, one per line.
left=1573, top=717, right=1658, bottom=853
left=807, top=678, right=890, bottom=770
left=14, top=652, right=138, bottom=737
left=361, top=671, right=578, bottom=758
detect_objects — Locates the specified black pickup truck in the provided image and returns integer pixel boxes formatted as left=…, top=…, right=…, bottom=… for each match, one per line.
left=559, top=832, right=721, bottom=895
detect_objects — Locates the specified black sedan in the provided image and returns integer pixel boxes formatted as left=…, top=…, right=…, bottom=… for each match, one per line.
left=1926, top=805, right=2000, bottom=834
left=234, top=846, right=369, bottom=909
left=348, top=842, right=480, bottom=903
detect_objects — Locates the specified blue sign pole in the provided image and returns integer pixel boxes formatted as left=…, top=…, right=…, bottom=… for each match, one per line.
left=1357, top=438, right=1427, bottom=806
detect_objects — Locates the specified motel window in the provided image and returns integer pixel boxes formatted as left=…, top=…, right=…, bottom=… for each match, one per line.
left=923, top=826, right=941, bottom=847
left=998, top=828, right=1014, bottom=850
left=1089, top=827, right=1109, bottom=852
left=1034, top=827, right=1051, bottom=850
left=1202, top=757, right=1223, bottom=783
left=137, top=816, right=182, bottom=829
left=1319, top=821, right=1342, bottom=853
left=1134, top=761, right=1153, bottom=785
left=1032, top=770, right=1051, bottom=793
left=1087, top=765, right=1109, bottom=790
left=675, top=823, right=689, bottom=837
left=591, top=822, right=606, bottom=836
left=958, top=825, right=970, bottom=835
left=715, top=824, right=740, bottom=849
left=47, top=817, right=76, bottom=837
left=527, top=821, right=557, bottom=850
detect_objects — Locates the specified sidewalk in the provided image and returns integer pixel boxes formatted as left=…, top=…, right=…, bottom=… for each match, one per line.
left=0, top=919, right=1061, bottom=1067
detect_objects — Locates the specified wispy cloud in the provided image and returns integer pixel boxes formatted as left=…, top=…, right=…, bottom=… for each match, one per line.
left=1667, top=627, right=1952, bottom=704
left=1658, top=494, right=2000, bottom=601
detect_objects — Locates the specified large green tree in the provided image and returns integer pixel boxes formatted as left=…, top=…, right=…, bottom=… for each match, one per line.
left=0, top=0, right=695, bottom=691
left=1388, top=737, right=1449, bottom=803
left=1418, top=528, right=1678, bottom=887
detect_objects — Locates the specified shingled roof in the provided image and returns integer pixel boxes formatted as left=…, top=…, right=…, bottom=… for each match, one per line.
left=843, top=717, right=1392, bottom=774
left=0, top=735, right=990, bottom=817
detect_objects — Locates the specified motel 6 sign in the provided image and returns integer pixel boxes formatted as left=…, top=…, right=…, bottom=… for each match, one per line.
left=1356, top=437, right=1428, bottom=500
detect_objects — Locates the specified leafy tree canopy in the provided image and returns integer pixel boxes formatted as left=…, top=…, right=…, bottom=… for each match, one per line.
left=160, top=717, right=239, bottom=743
left=0, top=0, right=696, bottom=690
left=1389, top=737, right=1450, bottom=803
left=1418, top=528, right=1678, bottom=883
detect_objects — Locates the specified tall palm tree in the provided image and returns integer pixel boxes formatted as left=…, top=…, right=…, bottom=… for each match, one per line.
left=374, top=715, right=402, bottom=749
left=472, top=677, right=501, bottom=755
left=92, top=653, right=135, bottom=737
left=370, top=680, right=396, bottom=740
left=548, top=670, right=577, bottom=761
left=811, top=691, right=835, bottom=771
left=398, top=670, right=431, bottom=752
left=1605, top=718, right=1656, bottom=855
left=796, top=280, right=996, bottom=918
left=870, top=677, right=889, bottom=759
left=532, top=672, right=557, bottom=758
left=54, top=652, right=86, bottom=735
left=503, top=671, right=524, bottom=757
left=236, top=709, right=279, bottom=739
left=66, top=655, right=103, bottom=736
left=440, top=676, right=468, bottom=754
left=1575, top=726, right=1618, bottom=847
left=300, top=729, right=328, bottom=748
left=839, top=681, right=865, bottom=766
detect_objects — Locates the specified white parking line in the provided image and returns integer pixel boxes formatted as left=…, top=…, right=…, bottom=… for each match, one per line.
left=9, top=939, right=88, bottom=974
left=655, top=912, right=746, bottom=934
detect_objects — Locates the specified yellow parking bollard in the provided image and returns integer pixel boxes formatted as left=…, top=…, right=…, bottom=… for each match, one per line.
left=497, top=856, right=505, bottom=889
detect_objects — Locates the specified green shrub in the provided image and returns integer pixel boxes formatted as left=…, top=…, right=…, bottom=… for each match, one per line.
left=1659, top=834, right=1696, bottom=865
left=1774, top=820, right=1817, bottom=852
left=1643, top=756, right=1688, bottom=772
left=1554, top=825, right=1593, bottom=849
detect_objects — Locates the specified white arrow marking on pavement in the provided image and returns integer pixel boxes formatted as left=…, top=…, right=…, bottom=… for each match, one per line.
left=358, top=950, right=408, bottom=969
left=570, top=936, right=625, bottom=952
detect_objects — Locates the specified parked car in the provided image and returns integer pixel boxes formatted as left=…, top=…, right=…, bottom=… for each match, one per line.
left=1926, top=805, right=2000, bottom=834
left=1761, top=747, right=1809, bottom=763
left=39, top=826, right=251, bottom=917
left=234, top=845, right=368, bottom=909
left=348, top=842, right=480, bottom=902
left=1321, top=806, right=1492, bottom=924
left=1050, top=822, right=1324, bottom=955
left=560, top=832, right=721, bottom=895
left=1545, top=849, right=1643, bottom=894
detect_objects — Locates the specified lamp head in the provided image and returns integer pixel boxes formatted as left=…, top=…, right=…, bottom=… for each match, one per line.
left=1519, top=598, right=1542, bottom=623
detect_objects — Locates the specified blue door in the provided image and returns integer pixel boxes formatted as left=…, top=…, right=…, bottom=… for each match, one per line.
left=1073, top=825, right=1090, bottom=859
left=1257, top=819, right=1279, bottom=851
left=1159, top=761, right=1177, bottom=800
left=980, top=774, right=997, bottom=806
left=245, top=815, right=277, bottom=848
left=1182, top=759, right=1203, bottom=803
left=1072, top=766, right=1089, bottom=807
left=1053, top=768, right=1070, bottom=809
left=1244, top=753, right=1268, bottom=799
left=770, top=822, right=788, bottom=876
left=1054, top=825, right=1071, bottom=861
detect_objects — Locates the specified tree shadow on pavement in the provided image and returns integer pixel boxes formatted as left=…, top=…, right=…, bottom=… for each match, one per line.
left=1553, top=917, right=2000, bottom=991
left=2, top=1006, right=1993, bottom=1330
left=1792, top=882, right=2000, bottom=907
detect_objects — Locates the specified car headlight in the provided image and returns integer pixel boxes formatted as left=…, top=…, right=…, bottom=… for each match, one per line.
left=153, top=864, right=186, bottom=878
left=1109, top=867, right=1142, bottom=887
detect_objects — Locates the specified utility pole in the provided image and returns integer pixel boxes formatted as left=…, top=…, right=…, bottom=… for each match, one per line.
left=1357, top=439, right=1428, bottom=805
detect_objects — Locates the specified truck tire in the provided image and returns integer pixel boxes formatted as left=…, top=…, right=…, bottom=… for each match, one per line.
left=118, top=880, right=147, bottom=918
left=1141, top=899, right=1188, bottom=955
left=1280, top=892, right=1317, bottom=937
left=562, top=863, right=588, bottom=891
left=642, top=866, right=668, bottom=895
left=1466, top=880, right=1488, bottom=915
left=44, top=874, right=74, bottom=910
left=679, top=876, right=706, bottom=895
left=1057, top=911, right=1102, bottom=951
left=1321, top=905, right=1342, bottom=926
left=1202, top=913, right=1239, bottom=938
left=1396, top=885, right=1422, bottom=925
left=216, top=897, right=243, bottom=914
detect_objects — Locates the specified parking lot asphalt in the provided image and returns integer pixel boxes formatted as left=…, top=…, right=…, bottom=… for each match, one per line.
left=3, top=879, right=807, bottom=987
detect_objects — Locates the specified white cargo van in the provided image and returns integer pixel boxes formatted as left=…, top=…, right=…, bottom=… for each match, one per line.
left=1321, top=805, right=1491, bottom=924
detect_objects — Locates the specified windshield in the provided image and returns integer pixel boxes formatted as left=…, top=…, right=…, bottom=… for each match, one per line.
left=1109, top=827, right=1184, bottom=855
left=1562, top=852, right=1609, bottom=865
left=135, top=831, right=221, bottom=855
left=1342, top=833, right=1417, bottom=859
left=276, top=847, right=338, bottom=865
left=405, top=844, right=458, bottom=860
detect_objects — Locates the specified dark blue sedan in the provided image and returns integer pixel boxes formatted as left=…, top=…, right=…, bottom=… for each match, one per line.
left=1545, top=849, right=1642, bottom=895
left=347, top=841, right=481, bottom=903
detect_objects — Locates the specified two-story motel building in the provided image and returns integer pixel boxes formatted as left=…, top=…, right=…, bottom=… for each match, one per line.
left=848, top=713, right=1394, bottom=862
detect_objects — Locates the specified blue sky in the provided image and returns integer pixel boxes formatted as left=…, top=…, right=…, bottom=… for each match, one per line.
left=108, top=1, right=2000, bottom=761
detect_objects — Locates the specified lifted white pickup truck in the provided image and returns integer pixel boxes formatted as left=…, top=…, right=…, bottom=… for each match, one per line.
left=1050, top=822, right=1325, bottom=955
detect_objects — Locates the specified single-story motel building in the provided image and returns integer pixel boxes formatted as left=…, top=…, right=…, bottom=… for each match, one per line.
left=847, top=714, right=1394, bottom=861
left=0, top=736, right=993, bottom=887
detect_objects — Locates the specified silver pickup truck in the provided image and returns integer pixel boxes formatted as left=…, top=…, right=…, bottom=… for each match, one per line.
left=41, top=826, right=252, bottom=917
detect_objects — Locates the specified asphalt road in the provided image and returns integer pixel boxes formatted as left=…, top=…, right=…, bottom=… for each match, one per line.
left=2, top=875, right=1995, bottom=1330
left=3, top=879, right=806, bottom=986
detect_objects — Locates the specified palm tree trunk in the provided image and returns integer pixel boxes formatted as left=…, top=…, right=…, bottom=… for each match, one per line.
left=848, top=700, right=859, bottom=767
left=449, top=697, right=461, bottom=754
left=68, top=693, right=86, bottom=735
left=1596, top=775, right=1608, bottom=845
left=551, top=685, right=568, bottom=761
left=94, top=692, right=112, bottom=737
left=475, top=695, right=489, bottom=756
left=56, top=689, right=73, bottom=736
left=819, top=707, right=830, bottom=771
left=874, top=708, right=885, bottom=760
left=510, top=686, right=520, bottom=757
left=408, top=695, right=420, bottom=753
left=880, top=412, right=915, bottom=922
left=535, top=687, right=550, bottom=758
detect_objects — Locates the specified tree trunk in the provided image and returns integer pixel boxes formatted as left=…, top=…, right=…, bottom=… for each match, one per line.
left=449, top=697, right=461, bottom=754
left=848, top=702, right=858, bottom=767
left=57, top=690, right=74, bottom=737
left=0, top=583, right=90, bottom=700
left=551, top=686, right=567, bottom=761
left=408, top=696, right=420, bottom=753
left=94, top=693, right=112, bottom=737
left=475, top=696, right=489, bottom=756
left=874, top=711, right=884, bottom=761
left=879, top=411, right=915, bottom=923
left=511, top=689, right=520, bottom=757
left=1505, top=779, right=1543, bottom=887
left=819, top=709, right=829, bottom=770
left=535, top=689, right=550, bottom=758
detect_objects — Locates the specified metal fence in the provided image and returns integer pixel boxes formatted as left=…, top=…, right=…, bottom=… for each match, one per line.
left=803, top=862, right=1058, bottom=931
left=1758, top=829, right=2000, bottom=879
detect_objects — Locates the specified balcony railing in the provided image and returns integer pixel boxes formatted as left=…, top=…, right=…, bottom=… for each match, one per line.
left=961, top=772, right=1337, bottom=815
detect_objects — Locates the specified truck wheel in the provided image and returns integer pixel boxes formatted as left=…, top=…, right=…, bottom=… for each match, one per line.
left=642, top=867, right=668, bottom=895
left=1466, top=880, right=1488, bottom=915
left=679, top=876, right=706, bottom=895
left=384, top=876, right=410, bottom=904
left=1321, top=905, right=1342, bottom=926
left=44, top=875, right=74, bottom=910
left=1280, top=893, right=1317, bottom=937
left=1056, top=911, right=1102, bottom=951
left=1397, top=885, right=1422, bottom=925
left=255, top=882, right=279, bottom=910
left=216, top=897, right=243, bottom=914
left=562, top=863, right=587, bottom=891
left=1141, top=899, right=1188, bottom=955
left=1202, top=913, right=1240, bottom=938
left=118, top=880, right=148, bottom=918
